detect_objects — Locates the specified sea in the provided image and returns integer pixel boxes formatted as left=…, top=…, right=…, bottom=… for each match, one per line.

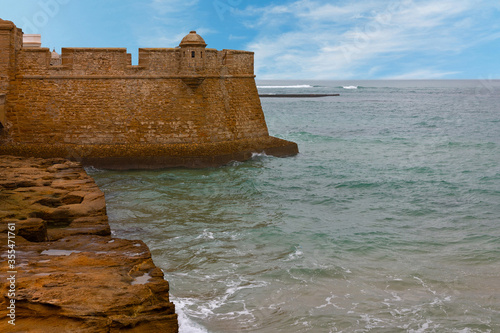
left=89, top=80, right=500, bottom=333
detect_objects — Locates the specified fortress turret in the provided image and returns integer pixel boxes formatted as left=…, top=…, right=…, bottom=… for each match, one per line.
left=179, top=31, right=207, bottom=73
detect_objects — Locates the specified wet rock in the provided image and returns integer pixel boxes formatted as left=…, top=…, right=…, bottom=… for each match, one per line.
left=61, top=193, right=84, bottom=205
left=17, top=218, right=47, bottom=242
left=0, top=156, right=178, bottom=332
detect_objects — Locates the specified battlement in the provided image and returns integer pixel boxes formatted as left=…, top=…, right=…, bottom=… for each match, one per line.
left=17, top=46, right=254, bottom=77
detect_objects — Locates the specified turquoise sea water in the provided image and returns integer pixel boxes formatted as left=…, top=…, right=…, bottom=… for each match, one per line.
left=90, top=80, right=500, bottom=332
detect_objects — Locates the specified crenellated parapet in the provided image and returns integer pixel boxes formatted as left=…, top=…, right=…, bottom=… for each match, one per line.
left=16, top=34, right=255, bottom=78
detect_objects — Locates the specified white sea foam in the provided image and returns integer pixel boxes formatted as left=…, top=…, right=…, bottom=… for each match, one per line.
left=251, top=152, right=270, bottom=159
left=226, top=160, right=244, bottom=166
left=84, top=165, right=105, bottom=173
left=316, top=294, right=343, bottom=310
left=408, top=319, right=433, bottom=333
left=286, top=246, right=303, bottom=260
left=341, top=266, right=352, bottom=274
left=257, top=85, right=314, bottom=88
left=360, top=313, right=387, bottom=329
left=413, top=276, right=437, bottom=295
left=343, top=85, right=358, bottom=89
left=389, top=292, right=402, bottom=302
left=173, top=276, right=268, bottom=330
left=174, top=297, right=210, bottom=333
left=196, top=229, right=214, bottom=240
left=222, top=231, right=242, bottom=241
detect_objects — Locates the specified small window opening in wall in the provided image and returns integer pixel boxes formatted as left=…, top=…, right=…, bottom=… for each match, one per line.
left=201, top=51, right=203, bottom=58
left=191, top=51, right=195, bottom=58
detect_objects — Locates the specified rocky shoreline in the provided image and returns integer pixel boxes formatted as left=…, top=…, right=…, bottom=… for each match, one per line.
left=0, top=155, right=178, bottom=332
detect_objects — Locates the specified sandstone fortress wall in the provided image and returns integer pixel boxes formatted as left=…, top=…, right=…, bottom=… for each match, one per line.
left=0, top=19, right=298, bottom=168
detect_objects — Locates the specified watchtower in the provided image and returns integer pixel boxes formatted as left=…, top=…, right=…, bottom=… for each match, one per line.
left=179, top=31, right=207, bottom=73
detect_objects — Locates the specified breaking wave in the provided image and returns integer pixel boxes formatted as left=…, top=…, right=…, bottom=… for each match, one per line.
left=257, top=85, right=314, bottom=89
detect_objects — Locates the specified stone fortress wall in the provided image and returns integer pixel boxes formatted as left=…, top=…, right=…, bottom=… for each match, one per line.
left=0, top=19, right=298, bottom=168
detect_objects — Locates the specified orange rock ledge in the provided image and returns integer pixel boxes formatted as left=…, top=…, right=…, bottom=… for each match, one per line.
left=0, top=155, right=178, bottom=332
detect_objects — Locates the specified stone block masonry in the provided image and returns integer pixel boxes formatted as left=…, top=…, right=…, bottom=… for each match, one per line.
left=0, top=20, right=298, bottom=169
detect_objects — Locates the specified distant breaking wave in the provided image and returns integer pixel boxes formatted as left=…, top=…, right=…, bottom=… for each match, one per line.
left=257, top=85, right=314, bottom=89
left=343, top=85, right=358, bottom=89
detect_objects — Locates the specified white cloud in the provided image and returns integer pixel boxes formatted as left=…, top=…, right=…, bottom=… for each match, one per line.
left=239, top=0, right=496, bottom=79
left=384, top=69, right=462, bottom=80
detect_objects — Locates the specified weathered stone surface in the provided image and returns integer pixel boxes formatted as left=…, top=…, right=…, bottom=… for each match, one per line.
left=0, top=218, right=47, bottom=242
left=0, top=156, right=178, bottom=332
left=16, top=218, right=47, bottom=242
left=0, top=136, right=299, bottom=169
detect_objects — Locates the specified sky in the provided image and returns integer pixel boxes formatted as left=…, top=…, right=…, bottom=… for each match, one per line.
left=1, top=0, right=500, bottom=79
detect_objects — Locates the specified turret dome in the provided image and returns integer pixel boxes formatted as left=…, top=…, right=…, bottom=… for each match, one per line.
left=179, top=31, right=207, bottom=48
left=51, top=48, right=60, bottom=59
